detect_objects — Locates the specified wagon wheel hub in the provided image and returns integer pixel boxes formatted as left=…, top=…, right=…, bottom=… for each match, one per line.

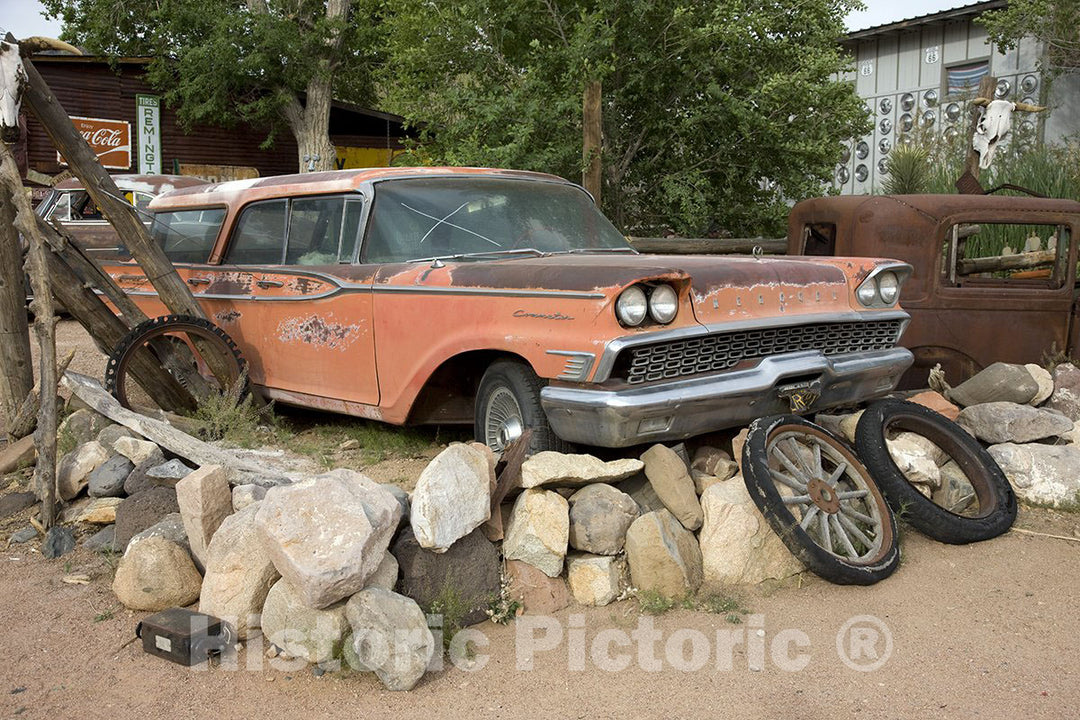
left=807, top=478, right=841, bottom=514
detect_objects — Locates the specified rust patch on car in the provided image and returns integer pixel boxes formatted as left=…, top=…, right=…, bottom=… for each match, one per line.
left=277, top=314, right=363, bottom=351
left=215, top=309, right=241, bottom=324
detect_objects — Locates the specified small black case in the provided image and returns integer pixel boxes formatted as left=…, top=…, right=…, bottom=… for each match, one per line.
left=135, top=608, right=234, bottom=666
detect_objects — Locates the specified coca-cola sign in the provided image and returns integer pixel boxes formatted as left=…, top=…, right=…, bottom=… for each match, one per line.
left=57, top=116, right=131, bottom=170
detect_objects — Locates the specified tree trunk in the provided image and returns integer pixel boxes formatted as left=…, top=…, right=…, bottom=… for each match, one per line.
left=583, top=80, right=602, bottom=204
left=0, top=186, right=33, bottom=435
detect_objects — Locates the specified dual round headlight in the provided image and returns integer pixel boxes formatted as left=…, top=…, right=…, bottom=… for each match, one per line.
left=616, top=284, right=678, bottom=327
left=856, top=271, right=901, bottom=307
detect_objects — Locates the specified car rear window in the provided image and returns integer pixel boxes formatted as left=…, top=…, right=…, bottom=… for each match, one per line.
left=151, top=208, right=227, bottom=264
left=362, top=177, right=629, bottom=262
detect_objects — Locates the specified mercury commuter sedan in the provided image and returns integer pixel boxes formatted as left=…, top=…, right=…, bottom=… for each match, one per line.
left=103, top=167, right=914, bottom=451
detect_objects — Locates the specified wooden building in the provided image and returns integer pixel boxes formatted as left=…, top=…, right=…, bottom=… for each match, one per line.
left=16, top=55, right=410, bottom=199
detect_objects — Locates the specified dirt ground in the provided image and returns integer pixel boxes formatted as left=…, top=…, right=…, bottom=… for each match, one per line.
left=2, top=322, right=1079, bottom=719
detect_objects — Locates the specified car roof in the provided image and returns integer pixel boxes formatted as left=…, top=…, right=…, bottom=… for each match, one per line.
left=149, top=167, right=575, bottom=210
left=53, top=174, right=208, bottom=194
left=792, top=193, right=1080, bottom=221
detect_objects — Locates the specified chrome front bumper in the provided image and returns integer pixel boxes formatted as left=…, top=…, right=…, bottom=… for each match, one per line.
left=540, top=347, right=914, bottom=448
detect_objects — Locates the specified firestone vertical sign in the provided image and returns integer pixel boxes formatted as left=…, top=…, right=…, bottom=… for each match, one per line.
left=136, top=94, right=162, bottom=174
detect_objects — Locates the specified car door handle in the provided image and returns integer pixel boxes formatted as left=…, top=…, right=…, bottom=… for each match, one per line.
left=116, top=274, right=146, bottom=282
left=187, top=277, right=211, bottom=286
left=256, top=279, right=284, bottom=289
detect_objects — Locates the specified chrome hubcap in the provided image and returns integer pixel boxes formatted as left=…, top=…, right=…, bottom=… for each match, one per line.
left=484, top=386, right=524, bottom=453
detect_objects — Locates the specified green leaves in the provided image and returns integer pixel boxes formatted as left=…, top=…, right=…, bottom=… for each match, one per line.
left=381, top=0, right=869, bottom=236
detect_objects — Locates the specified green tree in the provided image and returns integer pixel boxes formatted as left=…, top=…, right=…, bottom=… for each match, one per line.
left=42, top=0, right=381, bottom=171
left=978, top=0, right=1080, bottom=74
left=381, top=0, right=870, bottom=236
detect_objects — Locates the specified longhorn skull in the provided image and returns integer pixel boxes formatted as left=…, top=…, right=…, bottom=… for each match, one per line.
left=0, top=34, right=82, bottom=145
left=971, top=97, right=1048, bottom=170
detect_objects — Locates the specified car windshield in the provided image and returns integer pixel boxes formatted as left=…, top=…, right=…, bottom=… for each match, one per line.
left=362, top=177, right=632, bottom=263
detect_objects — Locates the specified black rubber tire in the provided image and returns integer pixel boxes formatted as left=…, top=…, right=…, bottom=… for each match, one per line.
left=855, top=399, right=1017, bottom=544
left=474, top=359, right=571, bottom=456
left=742, top=414, right=901, bottom=585
left=105, top=314, right=247, bottom=409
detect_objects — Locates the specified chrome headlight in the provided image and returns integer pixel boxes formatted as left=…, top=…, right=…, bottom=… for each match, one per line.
left=648, top=284, right=678, bottom=324
left=877, top=271, right=900, bottom=305
left=856, top=279, right=879, bottom=306
left=616, top=285, right=648, bottom=327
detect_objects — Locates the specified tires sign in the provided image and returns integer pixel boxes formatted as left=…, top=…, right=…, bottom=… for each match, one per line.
left=136, top=94, right=161, bottom=174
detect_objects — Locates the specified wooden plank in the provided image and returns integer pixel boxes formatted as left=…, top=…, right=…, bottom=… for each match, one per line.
left=0, top=434, right=36, bottom=475
left=62, top=371, right=288, bottom=486
left=481, top=429, right=533, bottom=542
left=0, top=180, right=34, bottom=434
left=957, top=250, right=1056, bottom=276
left=629, top=237, right=787, bottom=255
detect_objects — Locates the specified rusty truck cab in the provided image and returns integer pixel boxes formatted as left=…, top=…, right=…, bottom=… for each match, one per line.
left=788, top=194, right=1080, bottom=387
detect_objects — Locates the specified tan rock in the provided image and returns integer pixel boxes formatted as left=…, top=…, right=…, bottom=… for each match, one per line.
left=1026, top=363, right=1054, bottom=406
left=176, top=464, right=233, bottom=569
left=503, top=489, right=569, bottom=577
left=113, top=536, right=202, bottom=611
left=641, top=444, right=702, bottom=531
left=839, top=411, right=864, bottom=444
left=732, top=428, right=750, bottom=471
left=56, top=441, right=110, bottom=501
left=76, top=496, right=123, bottom=524
left=520, top=451, right=643, bottom=488
left=410, top=443, right=492, bottom=552
left=261, top=578, right=350, bottom=665
left=699, top=479, right=803, bottom=587
left=908, top=390, right=960, bottom=421
left=624, top=509, right=702, bottom=598
left=505, top=559, right=572, bottom=614
left=567, top=554, right=627, bottom=607
left=113, top=437, right=162, bottom=466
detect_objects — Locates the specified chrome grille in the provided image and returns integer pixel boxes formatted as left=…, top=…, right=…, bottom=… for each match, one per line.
left=616, top=319, right=904, bottom=385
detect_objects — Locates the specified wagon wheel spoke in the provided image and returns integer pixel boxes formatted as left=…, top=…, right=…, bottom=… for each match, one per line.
left=770, top=445, right=808, bottom=485
left=819, top=510, right=832, bottom=552
left=830, top=514, right=859, bottom=558
left=812, top=441, right=824, bottom=480
left=837, top=510, right=877, bottom=549
left=782, top=494, right=813, bottom=505
left=769, top=468, right=808, bottom=493
left=839, top=504, right=876, bottom=525
left=825, top=462, right=848, bottom=487
left=836, top=488, right=868, bottom=500
left=786, top=437, right=816, bottom=479
left=800, top=504, right=820, bottom=530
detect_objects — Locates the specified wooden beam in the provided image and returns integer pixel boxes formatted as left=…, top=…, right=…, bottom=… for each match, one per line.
left=957, top=249, right=1056, bottom=276
left=0, top=182, right=33, bottom=435
left=583, top=80, right=602, bottom=205
left=629, top=237, right=788, bottom=255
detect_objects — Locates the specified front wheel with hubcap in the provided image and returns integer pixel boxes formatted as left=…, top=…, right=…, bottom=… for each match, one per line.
left=474, top=360, right=570, bottom=456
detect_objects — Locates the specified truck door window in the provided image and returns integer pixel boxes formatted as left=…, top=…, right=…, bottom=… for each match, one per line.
left=943, top=222, right=1071, bottom=288
left=285, top=196, right=344, bottom=265
left=801, top=223, right=836, bottom=255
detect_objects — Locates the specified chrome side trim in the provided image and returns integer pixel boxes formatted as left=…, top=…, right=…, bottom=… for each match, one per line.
left=591, top=309, right=911, bottom=381
left=370, top=285, right=605, bottom=300
left=546, top=350, right=596, bottom=381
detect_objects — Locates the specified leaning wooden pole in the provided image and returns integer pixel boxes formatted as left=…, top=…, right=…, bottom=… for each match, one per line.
left=0, top=145, right=57, bottom=525
left=20, top=56, right=238, bottom=386
left=0, top=183, right=34, bottom=436
left=582, top=80, right=602, bottom=205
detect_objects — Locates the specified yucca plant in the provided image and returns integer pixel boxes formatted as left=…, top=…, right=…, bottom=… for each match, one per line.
left=882, top=144, right=931, bottom=194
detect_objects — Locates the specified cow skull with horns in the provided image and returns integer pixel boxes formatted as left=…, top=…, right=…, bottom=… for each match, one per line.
left=971, top=97, right=1048, bottom=170
left=0, top=34, right=82, bottom=145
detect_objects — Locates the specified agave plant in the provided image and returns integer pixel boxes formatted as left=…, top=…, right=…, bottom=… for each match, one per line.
left=882, top=144, right=931, bottom=194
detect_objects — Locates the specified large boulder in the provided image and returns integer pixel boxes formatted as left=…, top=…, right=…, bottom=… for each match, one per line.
left=503, top=489, right=569, bottom=577
left=391, top=527, right=500, bottom=627
left=112, top=535, right=202, bottom=611
left=956, top=402, right=1073, bottom=444
left=87, top=455, right=134, bottom=498
left=624, top=509, right=703, bottom=598
left=949, top=362, right=1039, bottom=407
left=96, top=423, right=137, bottom=449
left=640, top=444, right=703, bottom=531
left=261, top=578, right=350, bottom=665
left=113, top=487, right=180, bottom=550
left=113, top=437, right=163, bottom=466
left=987, top=442, right=1080, bottom=508
left=1046, top=363, right=1080, bottom=421
left=128, top=512, right=190, bottom=555
left=520, top=452, right=643, bottom=489
left=122, top=453, right=171, bottom=496
left=566, top=554, right=627, bottom=607
left=885, top=436, right=941, bottom=494
left=504, top=559, right=571, bottom=614
left=200, top=504, right=280, bottom=639
left=345, top=588, right=435, bottom=691
left=409, top=444, right=491, bottom=552
left=567, top=483, right=639, bottom=555
left=698, top=480, right=803, bottom=587
left=176, top=464, right=233, bottom=570
left=57, top=441, right=110, bottom=501
left=59, top=409, right=111, bottom=448
left=255, top=469, right=402, bottom=609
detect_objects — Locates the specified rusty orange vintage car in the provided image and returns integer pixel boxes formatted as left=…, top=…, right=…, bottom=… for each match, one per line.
left=102, top=167, right=914, bottom=451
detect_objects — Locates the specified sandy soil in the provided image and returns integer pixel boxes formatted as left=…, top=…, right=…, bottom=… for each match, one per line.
left=2, top=322, right=1078, bottom=718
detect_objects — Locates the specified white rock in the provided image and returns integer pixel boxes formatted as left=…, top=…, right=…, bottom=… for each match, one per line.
left=1026, top=363, right=1054, bottom=406
left=698, top=479, right=803, bottom=587
left=624, top=509, right=703, bottom=598
left=956, top=402, right=1073, bottom=444
left=176, top=464, right=233, bottom=570
left=886, top=436, right=942, bottom=489
left=200, top=504, right=280, bottom=639
left=113, top=437, right=162, bottom=466
left=256, top=469, right=402, bottom=609
left=410, top=444, right=491, bottom=553
left=366, top=551, right=399, bottom=591
left=261, top=578, right=350, bottom=665
left=567, top=554, right=627, bottom=606
left=56, top=441, right=110, bottom=501
left=641, top=444, right=703, bottom=531
left=987, top=442, right=1080, bottom=508
left=345, top=588, right=434, bottom=691
left=520, top=451, right=643, bottom=488
left=503, top=489, right=569, bottom=577
left=232, top=483, right=267, bottom=512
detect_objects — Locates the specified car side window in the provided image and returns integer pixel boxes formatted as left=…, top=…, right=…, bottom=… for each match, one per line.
left=942, top=222, right=1071, bottom=288
left=285, top=196, right=344, bottom=265
left=340, top=199, right=364, bottom=263
left=226, top=200, right=288, bottom=265
left=151, top=208, right=227, bottom=264
left=47, top=193, right=72, bottom=221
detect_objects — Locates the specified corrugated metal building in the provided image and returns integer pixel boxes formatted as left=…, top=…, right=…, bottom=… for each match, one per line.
left=837, top=0, right=1080, bottom=194
left=16, top=55, right=409, bottom=198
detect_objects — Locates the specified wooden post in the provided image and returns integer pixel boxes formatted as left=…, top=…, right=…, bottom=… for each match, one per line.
left=0, top=144, right=57, bottom=526
left=20, top=57, right=238, bottom=387
left=583, top=80, right=602, bottom=205
left=963, top=75, right=997, bottom=181
left=0, top=185, right=33, bottom=436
